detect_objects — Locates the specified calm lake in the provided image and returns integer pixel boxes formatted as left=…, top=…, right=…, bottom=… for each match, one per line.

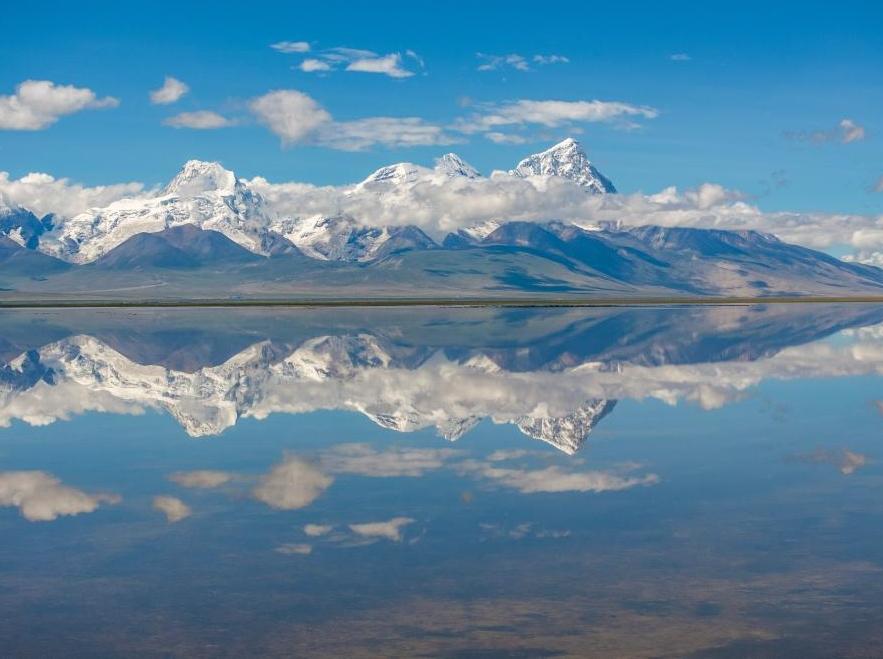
left=1, top=304, right=882, bottom=657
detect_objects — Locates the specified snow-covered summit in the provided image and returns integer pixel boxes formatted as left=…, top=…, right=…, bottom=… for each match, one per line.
left=164, top=160, right=240, bottom=196
left=37, top=160, right=272, bottom=263
left=357, top=162, right=431, bottom=189
left=434, top=153, right=480, bottom=179
left=510, top=138, right=616, bottom=194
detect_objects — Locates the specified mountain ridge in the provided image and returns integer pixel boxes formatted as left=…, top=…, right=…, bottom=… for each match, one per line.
left=1, top=139, right=882, bottom=298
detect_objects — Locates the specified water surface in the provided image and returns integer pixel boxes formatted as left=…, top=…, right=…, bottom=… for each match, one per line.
left=1, top=304, right=882, bottom=657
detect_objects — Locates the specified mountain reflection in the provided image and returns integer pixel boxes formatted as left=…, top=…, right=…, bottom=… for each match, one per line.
left=1, top=303, right=882, bottom=453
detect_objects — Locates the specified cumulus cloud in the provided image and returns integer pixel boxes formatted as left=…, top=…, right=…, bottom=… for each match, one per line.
left=276, top=543, right=313, bottom=554
left=477, top=53, right=569, bottom=71
left=271, top=41, right=311, bottom=53
left=346, top=53, right=414, bottom=78
left=304, top=523, right=333, bottom=537
left=149, top=76, right=189, bottom=105
left=168, top=470, right=232, bottom=489
left=462, top=463, right=659, bottom=494
left=348, top=516, right=414, bottom=542
left=456, top=99, right=659, bottom=134
left=153, top=495, right=191, bottom=523
left=0, top=80, right=118, bottom=130
left=163, top=110, right=234, bottom=129
left=248, top=89, right=454, bottom=150
left=249, top=90, right=333, bottom=145
left=252, top=456, right=333, bottom=510
left=0, top=471, right=120, bottom=522
left=0, top=171, right=145, bottom=217
left=299, top=59, right=331, bottom=73
left=321, top=444, right=461, bottom=477
left=785, top=118, right=866, bottom=144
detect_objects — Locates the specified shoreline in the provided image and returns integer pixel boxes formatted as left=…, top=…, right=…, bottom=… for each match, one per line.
left=2, top=295, right=883, bottom=309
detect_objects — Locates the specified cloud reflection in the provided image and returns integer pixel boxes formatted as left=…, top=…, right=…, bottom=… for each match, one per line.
left=0, top=471, right=120, bottom=521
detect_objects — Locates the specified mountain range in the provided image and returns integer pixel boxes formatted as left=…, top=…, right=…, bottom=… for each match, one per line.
left=1, top=138, right=882, bottom=299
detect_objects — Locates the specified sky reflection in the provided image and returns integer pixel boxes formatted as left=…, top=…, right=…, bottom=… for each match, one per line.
left=0, top=304, right=881, bottom=656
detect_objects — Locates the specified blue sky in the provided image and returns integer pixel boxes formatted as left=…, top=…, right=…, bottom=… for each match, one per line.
left=2, top=0, right=882, bottom=215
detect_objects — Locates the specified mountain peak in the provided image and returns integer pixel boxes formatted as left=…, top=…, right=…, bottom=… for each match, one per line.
left=165, top=160, right=239, bottom=196
left=510, top=138, right=616, bottom=194
left=434, top=153, right=480, bottom=179
left=548, top=137, right=581, bottom=151
left=358, top=162, right=430, bottom=188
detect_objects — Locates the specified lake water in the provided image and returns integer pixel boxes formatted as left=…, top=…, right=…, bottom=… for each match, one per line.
left=1, top=304, right=882, bottom=657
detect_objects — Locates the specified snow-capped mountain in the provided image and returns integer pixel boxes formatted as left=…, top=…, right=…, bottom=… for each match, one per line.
left=435, top=153, right=481, bottom=179
left=0, top=140, right=615, bottom=265
left=3, top=304, right=883, bottom=447
left=0, top=201, right=52, bottom=250
left=355, top=152, right=481, bottom=190
left=269, top=214, right=436, bottom=262
left=38, top=160, right=277, bottom=264
left=0, top=332, right=617, bottom=451
left=515, top=399, right=617, bottom=455
left=3, top=139, right=883, bottom=299
left=510, top=137, right=616, bottom=194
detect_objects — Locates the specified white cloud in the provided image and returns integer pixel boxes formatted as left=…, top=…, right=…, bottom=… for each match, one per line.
left=785, top=118, right=867, bottom=144
left=168, top=470, right=232, bottom=489
left=477, top=53, right=569, bottom=72
left=669, top=53, right=691, bottom=61
left=299, top=59, right=331, bottom=73
left=477, top=53, right=530, bottom=72
left=248, top=171, right=883, bottom=255
left=249, top=90, right=333, bottom=145
left=252, top=456, right=333, bottom=510
left=149, top=76, right=189, bottom=105
left=346, top=53, right=414, bottom=78
left=248, top=89, right=454, bottom=150
left=271, top=41, right=311, bottom=53
left=485, top=131, right=528, bottom=144
left=462, top=463, right=659, bottom=494
left=0, top=170, right=145, bottom=217
left=319, top=117, right=458, bottom=151
left=293, top=47, right=422, bottom=78
left=348, top=516, right=414, bottom=542
left=276, top=543, right=313, bottom=554
left=304, top=523, right=333, bottom=537
left=533, top=54, right=569, bottom=65
left=321, top=444, right=461, bottom=477
left=0, top=80, right=118, bottom=130
left=874, top=176, right=883, bottom=193
left=457, top=99, right=659, bottom=133
left=0, top=471, right=120, bottom=522
left=153, top=495, right=191, bottom=523
left=163, top=110, right=234, bottom=129
left=840, top=119, right=866, bottom=143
